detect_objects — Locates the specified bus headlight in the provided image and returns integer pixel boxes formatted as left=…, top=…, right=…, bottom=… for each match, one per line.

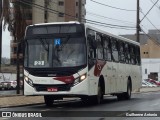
left=74, top=73, right=87, bottom=86
left=80, top=74, right=86, bottom=81
left=24, top=76, right=33, bottom=87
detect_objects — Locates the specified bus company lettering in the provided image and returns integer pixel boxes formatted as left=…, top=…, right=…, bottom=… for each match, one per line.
left=107, top=66, right=116, bottom=72
left=94, top=60, right=106, bottom=77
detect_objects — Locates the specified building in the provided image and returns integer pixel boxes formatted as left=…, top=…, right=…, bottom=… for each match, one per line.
left=121, top=29, right=160, bottom=58
left=142, top=59, right=160, bottom=80
left=122, top=30, right=160, bottom=81
left=10, top=0, right=86, bottom=64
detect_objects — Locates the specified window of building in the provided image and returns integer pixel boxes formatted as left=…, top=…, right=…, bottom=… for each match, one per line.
left=58, top=12, right=64, bottom=17
left=145, top=69, right=147, bottom=74
left=76, top=13, right=78, bottom=18
left=144, top=52, right=148, bottom=54
left=76, top=2, right=79, bottom=6
left=59, top=1, right=64, bottom=6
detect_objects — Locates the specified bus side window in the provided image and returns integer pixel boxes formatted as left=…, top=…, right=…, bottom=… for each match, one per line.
left=87, top=29, right=96, bottom=59
left=125, top=43, right=130, bottom=64
left=119, top=41, right=125, bottom=63
left=103, top=35, right=112, bottom=61
left=111, top=38, right=119, bottom=62
left=130, top=45, right=136, bottom=65
left=135, top=46, right=141, bottom=65
left=96, top=33, right=104, bottom=60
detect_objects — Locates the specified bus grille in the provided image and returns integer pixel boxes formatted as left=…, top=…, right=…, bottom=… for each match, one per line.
left=33, top=84, right=72, bottom=92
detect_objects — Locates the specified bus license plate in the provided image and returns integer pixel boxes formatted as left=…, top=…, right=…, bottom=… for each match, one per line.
left=47, top=87, right=58, bottom=92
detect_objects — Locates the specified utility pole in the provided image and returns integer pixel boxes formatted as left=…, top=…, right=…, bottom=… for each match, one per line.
left=0, top=0, right=2, bottom=71
left=78, top=0, right=82, bottom=23
left=136, top=0, right=140, bottom=43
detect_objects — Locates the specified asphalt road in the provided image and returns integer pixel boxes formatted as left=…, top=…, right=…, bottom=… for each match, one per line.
left=1, top=91, right=160, bottom=120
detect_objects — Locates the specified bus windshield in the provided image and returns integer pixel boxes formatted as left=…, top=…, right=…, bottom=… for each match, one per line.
left=24, top=37, right=86, bottom=68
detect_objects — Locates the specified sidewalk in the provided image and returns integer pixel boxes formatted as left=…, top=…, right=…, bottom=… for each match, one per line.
left=0, top=87, right=160, bottom=108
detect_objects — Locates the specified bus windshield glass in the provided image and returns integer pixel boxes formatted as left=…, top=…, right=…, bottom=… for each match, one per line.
left=24, top=37, right=86, bottom=68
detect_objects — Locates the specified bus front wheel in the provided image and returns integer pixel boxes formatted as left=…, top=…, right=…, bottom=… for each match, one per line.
left=92, top=83, right=103, bottom=104
left=81, top=83, right=103, bottom=105
left=44, top=95, right=54, bottom=107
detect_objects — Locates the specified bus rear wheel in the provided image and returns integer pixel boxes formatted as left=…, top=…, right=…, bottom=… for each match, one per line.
left=44, top=95, right=54, bottom=107
left=124, top=82, right=132, bottom=100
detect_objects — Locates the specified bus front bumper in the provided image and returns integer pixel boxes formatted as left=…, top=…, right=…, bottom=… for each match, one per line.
left=24, top=79, right=90, bottom=97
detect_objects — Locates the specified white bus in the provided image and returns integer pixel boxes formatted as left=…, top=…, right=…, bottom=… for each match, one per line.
left=23, top=21, right=141, bottom=106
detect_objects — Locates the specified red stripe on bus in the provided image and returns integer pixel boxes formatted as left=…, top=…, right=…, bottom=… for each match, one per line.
left=54, top=76, right=75, bottom=84
left=94, top=60, right=106, bottom=77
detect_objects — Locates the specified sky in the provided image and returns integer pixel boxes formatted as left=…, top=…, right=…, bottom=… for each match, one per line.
left=86, top=0, right=160, bottom=35
left=2, top=0, right=160, bottom=58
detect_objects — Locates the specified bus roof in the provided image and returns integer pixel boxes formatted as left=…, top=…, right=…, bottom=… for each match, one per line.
left=28, top=21, right=81, bottom=27
left=85, top=24, right=140, bottom=46
left=26, top=21, right=139, bottom=46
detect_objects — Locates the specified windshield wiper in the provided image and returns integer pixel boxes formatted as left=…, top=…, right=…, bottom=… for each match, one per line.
left=39, top=38, right=49, bottom=52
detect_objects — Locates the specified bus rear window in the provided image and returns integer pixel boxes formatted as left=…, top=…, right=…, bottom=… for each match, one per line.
left=26, top=24, right=84, bottom=36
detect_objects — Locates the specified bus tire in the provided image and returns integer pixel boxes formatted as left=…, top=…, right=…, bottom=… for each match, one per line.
left=92, top=83, right=103, bottom=104
left=124, top=80, right=132, bottom=100
left=44, top=95, right=54, bottom=107
left=117, top=94, right=124, bottom=101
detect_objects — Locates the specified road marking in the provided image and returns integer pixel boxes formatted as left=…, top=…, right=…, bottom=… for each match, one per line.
left=0, top=118, right=9, bottom=120
left=40, top=109, right=51, bottom=111
left=150, top=103, right=159, bottom=107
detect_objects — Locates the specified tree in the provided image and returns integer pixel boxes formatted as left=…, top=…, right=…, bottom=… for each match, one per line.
left=1, top=0, right=30, bottom=42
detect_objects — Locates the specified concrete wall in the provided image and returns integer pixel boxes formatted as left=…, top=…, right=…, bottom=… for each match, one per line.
left=142, top=59, right=160, bottom=80
left=0, top=73, right=16, bottom=82
left=141, top=39, right=160, bottom=58
left=32, top=0, right=45, bottom=24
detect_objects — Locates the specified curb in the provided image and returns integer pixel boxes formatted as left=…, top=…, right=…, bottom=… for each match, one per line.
left=0, top=103, right=44, bottom=109
left=0, top=99, right=80, bottom=108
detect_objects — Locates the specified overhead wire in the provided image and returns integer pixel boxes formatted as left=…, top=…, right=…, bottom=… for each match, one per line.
left=150, top=0, right=160, bottom=9
left=140, top=0, right=160, bottom=22
left=49, top=0, right=136, bottom=26
left=141, top=27, right=160, bottom=46
left=86, top=21, right=136, bottom=30
left=140, top=10, right=160, bottom=34
left=87, top=11, right=136, bottom=26
left=17, top=0, right=136, bottom=30
left=90, top=0, right=136, bottom=12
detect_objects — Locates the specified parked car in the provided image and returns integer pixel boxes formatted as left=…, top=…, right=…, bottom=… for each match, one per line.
left=142, top=80, right=157, bottom=87
left=148, top=79, right=160, bottom=86
left=1, top=80, right=17, bottom=90
left=142, top=82, right=148, bottom=87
